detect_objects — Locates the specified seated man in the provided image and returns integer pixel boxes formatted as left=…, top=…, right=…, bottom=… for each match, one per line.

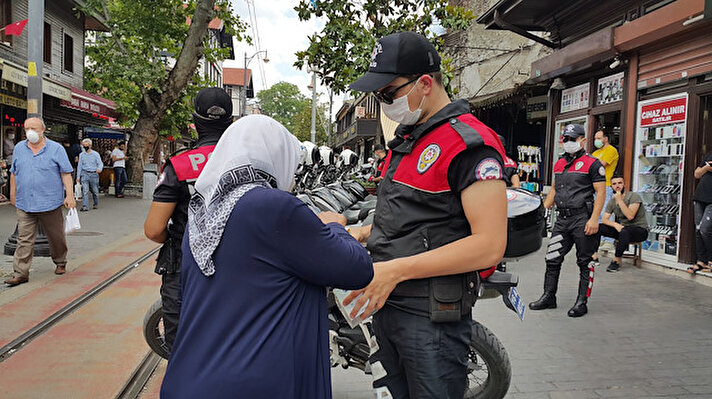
left=599, top=175, right=649, bottom=272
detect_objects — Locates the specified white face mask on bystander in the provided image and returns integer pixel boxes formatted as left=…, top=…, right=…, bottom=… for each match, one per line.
left=26, top=129, right=40, bottom=144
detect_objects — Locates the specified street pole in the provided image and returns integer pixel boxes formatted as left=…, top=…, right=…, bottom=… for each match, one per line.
left=328, top=89, right=333, bottom=146
left=242, top=52, right=247, bottom=117
left=5, top=0, right=50, bottom=257
left=27, top=0, right=44, bottom=117
left=310, top=71, right=317, bottom=144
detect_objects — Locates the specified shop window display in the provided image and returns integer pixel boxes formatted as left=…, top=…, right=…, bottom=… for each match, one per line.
left=636, top=123, right=685, bottom=257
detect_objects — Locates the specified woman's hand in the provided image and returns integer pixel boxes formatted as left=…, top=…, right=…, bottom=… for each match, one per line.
left=318, top=211, right=346, bottom=226
left=343, top=259, right=404, bottom=318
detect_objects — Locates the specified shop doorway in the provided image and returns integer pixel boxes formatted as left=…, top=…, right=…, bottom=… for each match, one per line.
left=701, top=95, right=712, bottom=156
left=595, top=111, right=621, bottom=150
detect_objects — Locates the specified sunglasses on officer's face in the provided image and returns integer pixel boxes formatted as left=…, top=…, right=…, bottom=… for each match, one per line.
left=373, top=76, right=422, bottom=105
left=562, top=136, right=579, bottom=143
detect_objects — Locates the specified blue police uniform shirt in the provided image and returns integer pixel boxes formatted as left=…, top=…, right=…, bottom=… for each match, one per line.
left=77, top=150, right=104, bottom=181
left=10, top=138, right=73, bottom=212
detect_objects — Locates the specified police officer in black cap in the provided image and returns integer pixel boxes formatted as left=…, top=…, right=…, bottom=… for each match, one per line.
left=345, top=31, right=508, bottom=398
left=144, top=87, right=233, bottom=354
left=529, top=124, right=606, bottom=317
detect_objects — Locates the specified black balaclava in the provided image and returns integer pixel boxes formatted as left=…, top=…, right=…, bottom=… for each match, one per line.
left=193, top=87, right=233, bottom=146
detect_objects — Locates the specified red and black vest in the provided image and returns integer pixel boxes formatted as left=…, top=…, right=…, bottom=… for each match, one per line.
left=167, top=145, right=215, bottom=182
left=367, top=100, right=506, bottom=293
left=553, top=150, right=604, bottom=209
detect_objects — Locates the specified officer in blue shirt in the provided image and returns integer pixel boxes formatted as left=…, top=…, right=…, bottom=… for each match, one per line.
left=4, top=117, right=75, bottom=287
left=76, top=138, right=103, bottom=211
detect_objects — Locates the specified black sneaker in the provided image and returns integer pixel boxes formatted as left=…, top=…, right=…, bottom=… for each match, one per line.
left=606, top=261, right=620, bottom=273
left=80, top=207, right=88, bottom=212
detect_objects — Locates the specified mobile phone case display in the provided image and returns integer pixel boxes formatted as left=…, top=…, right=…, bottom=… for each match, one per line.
left=517, top=146, right=541, bottom=193
left=634, top=93, right=688, bottom=259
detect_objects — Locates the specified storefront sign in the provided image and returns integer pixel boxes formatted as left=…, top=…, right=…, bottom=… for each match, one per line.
left=526, top=95, right=547, bottom=119
left=60, top=91, right=116, bottom=119
left=597, top=72, right=624, bottom=105
left=0, top=79, right=27, bottom=109
left=639, top=96, right=687, bottom=127
left=1, top=63, right=72, bottom=100
left=560, top=83, right=590, bottom=113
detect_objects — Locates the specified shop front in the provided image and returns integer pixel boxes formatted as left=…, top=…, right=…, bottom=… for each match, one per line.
left=471, top=86, right=548, bottom=193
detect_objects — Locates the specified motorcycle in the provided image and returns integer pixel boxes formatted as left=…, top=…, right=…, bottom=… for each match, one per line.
left=142, top=144, right=544, bottom=398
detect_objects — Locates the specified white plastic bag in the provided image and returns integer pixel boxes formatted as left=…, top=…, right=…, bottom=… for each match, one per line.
left=74, top=182, right=82, bottom=200
left=65, top=207, right=81, bottom=234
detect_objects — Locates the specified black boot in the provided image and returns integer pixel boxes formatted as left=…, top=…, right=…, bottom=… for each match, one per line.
left=529, top=292, right=557, bottom=310
left=567, top=296, right=588, bottom=317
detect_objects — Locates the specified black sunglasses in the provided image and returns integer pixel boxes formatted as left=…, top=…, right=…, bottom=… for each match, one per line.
left=562, top=136, right=578, bottom=143
left=373, top=76, right=422, bottom=105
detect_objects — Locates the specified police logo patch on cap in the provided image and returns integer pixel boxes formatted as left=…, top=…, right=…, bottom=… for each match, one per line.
left=417, top=143, right=441, bottom=174
left=475, top=158, right=502, bottom=181
left=599, top=166, right=606, bottom=176
left=566, top=124, right=575, bottom=133
left=370, top=42, right=383, bottom=68
left=575, top=161, right=584, bottom=170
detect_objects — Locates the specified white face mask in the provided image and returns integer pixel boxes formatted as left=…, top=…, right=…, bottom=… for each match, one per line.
left=6, top=134, right=14, bottom=140
left=26, top=129, right=41, bottom=144
left=563, top=140, right=581, bottom=154
left=380, top=80, right=425, bottom=126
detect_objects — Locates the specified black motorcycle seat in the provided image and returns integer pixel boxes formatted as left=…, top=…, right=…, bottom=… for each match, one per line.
left=482, top=271, right=518, bottom=287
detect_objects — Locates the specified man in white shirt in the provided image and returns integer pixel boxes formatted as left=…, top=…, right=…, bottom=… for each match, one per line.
left=111, top=141, right=128, bottom=198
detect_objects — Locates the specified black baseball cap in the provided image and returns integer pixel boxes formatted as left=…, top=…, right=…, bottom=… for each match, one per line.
left=194, top=87, right=232, bottom=121
left=563, top=124, right=586, bottom=138
left=350, top=32, right=441, bottom=92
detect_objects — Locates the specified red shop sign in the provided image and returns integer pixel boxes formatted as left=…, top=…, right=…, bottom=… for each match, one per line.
left=639, top=97, right=687, bottom=127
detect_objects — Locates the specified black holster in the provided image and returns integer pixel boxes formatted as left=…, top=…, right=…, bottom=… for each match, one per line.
left=428, top=272, right=478, bottom=323
left=155, top=236, right=182, bottom=275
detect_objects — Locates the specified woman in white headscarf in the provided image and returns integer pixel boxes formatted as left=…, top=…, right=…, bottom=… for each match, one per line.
left=160, top=115, right=373, bottom=399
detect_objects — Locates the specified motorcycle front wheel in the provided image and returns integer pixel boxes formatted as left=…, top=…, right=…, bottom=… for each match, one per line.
left=465, top=321, right=512, bottom=399
left=143, top=299, right=170, bottom=360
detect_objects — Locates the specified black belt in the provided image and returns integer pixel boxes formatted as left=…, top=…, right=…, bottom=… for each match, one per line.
left=557, top=207, right=588, bottom=218
left=391, top=278, right=430, bottom=297
left=81, top=171, right=98, bottom=174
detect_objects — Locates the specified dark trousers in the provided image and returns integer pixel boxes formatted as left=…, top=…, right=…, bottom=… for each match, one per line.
left=544, top=213, right=599, bottom=298
left=370, top=304, right=471, bottom=399
left=160, top=271, right=181, bottom=353
left=113, top=167, right=127, bottom=195
left=598, top=224, right=648, bottom=258
left=695, top=201, right=712, bottom=263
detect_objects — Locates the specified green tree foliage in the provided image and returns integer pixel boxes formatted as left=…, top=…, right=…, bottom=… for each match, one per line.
left=80, top=0, right=248, bottom=181
left=293, top=1, right=474, bottom=94
left=257, top=82, right=328, bottom=144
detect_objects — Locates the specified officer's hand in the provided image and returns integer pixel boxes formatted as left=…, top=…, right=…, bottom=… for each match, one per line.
left=584, top=218, right=599, bottom=235
left=343, top=259, right=403, bottom=319
left=318, top=211, right=347, bottom=226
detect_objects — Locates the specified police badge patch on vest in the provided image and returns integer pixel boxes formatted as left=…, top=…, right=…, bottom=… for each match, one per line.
left=475, top=158, right=503, bottom=180
left=599, top=166, right=605, bottom=176
left=417, top=143, right=441, bottom=174
left=575, top=161, right=584, bottom=170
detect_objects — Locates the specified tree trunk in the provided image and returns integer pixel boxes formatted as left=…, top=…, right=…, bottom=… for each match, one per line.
left=126, top=0, right=216, bottom=183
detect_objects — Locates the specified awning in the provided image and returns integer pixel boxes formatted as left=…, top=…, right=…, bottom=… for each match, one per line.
left=83, top=127, right=126, bottom=140
left=59, top=86, right=118, bottom=120
left=469, top=88, right=519, bottom=109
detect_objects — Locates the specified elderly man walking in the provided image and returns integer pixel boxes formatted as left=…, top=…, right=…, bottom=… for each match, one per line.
left=76, top=138, right=103, bottom=211
left=4, top=117, right=75, bottom=287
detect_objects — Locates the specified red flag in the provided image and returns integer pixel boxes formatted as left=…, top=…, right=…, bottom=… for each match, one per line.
left=4, top=19, right=28, bottom=36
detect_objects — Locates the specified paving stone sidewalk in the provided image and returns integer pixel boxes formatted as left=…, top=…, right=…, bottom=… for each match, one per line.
left=0, top=196, right=153, bottom=294
left=332, top=246, right=712, bottom=399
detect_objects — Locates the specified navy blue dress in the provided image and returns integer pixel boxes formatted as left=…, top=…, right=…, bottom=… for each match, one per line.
left=160, top=187, right=373, bottom=399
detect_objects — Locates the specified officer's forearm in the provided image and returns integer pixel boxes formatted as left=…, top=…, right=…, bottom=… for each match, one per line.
left=395, top=232, right=507, bottom=281
left=544, top=187, right=556, bottom=209
left=591, top=184, right=606, bottom=220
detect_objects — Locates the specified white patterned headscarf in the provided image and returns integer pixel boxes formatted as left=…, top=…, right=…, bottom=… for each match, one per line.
left=188, top=114, right=302, bottom=276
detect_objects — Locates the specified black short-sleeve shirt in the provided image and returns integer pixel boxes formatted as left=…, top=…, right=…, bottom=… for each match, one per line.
left=695, top=152, right=712, bottom=203
left=447, top=147, right=505, bottom=194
